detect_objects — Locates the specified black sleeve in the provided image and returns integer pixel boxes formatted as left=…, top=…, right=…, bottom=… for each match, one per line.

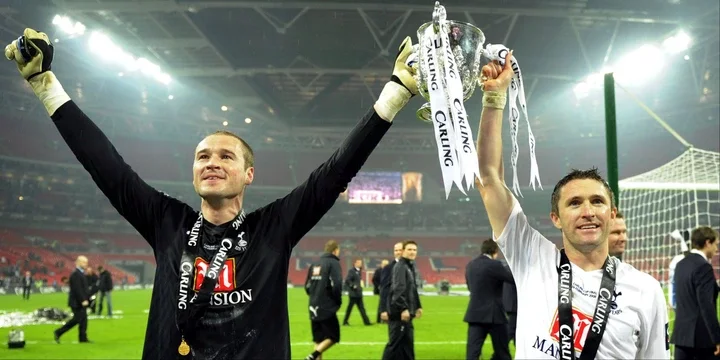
left=49, top=101, right=176, bottom=249
left=390, top=264, right=408, bottom=315
left=415, top=273, right=422, bottom=310
left=693, top=263, right=720, bottom=344
left=493, top=261, right=516, bottom=285
left=330, top=261, right=343, bottom=305
left=71, top=271, right=89, bottom=303
left=465, top=262, right=472, bottom=292
left=378, top=265, right=391, bottom=313
left=378, top=287, right=387, bottom=313
left=344, top=269, right=353, bottom=289
left=258, top=108, right=392, bottom=253
left=372, top=269, right=381, bottom=286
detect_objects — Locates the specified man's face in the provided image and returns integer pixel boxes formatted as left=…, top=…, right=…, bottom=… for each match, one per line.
left=354, top=259, right=363, bottom=268
left=393, top=243, right=403, bottom=258
left=193, top=134, right=254, bottom=200
left=608, top=217, right=627, bottom=257
left=403, top=244, right=418, bottom=260
left=550, top=179, right=615, bottom=252
left=703, top=237, right=719, bottom=259
left=77, top=257, right=88, bottom=270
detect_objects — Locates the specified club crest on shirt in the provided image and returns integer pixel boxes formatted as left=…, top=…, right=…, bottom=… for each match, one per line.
left=234, top=231, right=248, bottom=252
left=610, top=291, right=622, bottom=314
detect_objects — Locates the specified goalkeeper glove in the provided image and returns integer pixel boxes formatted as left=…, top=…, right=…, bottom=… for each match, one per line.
left=5, top=28, right=70, bottom=115
left=374, top=36, right=418, bottom=122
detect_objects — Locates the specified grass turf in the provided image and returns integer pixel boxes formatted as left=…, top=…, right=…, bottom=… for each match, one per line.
left=0, top=286, right=683, bottom=359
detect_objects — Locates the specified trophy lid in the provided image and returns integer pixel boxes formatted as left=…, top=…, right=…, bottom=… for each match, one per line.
left=432, top=1, right=447, bottom=25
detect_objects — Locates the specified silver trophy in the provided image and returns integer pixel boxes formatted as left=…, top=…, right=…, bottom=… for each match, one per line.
left=413, top=2, right=486, bottom=122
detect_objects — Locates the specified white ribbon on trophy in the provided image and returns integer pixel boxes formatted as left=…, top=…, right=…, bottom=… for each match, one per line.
left=482, top=44, right=542, bottom=196
left=419, top=18, right=481, bottom=199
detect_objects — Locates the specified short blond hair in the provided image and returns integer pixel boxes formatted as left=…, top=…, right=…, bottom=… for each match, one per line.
left=324, top=240, right=339, bottom=253
left=207, top=130, right=255, bottom=169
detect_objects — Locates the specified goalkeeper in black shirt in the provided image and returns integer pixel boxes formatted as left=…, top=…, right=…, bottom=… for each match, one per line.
left=5, top=28, right=419, bottom=359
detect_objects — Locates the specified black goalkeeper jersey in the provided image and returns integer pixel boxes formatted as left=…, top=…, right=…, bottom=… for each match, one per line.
left=49, top=100, right=392, bottom=359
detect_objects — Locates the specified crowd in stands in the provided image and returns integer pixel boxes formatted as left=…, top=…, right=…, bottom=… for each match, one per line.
left=0, top=155, right=562, bottom=291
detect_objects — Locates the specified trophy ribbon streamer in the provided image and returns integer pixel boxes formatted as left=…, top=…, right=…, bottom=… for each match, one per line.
left=440, top=24, right=481, bottom=195
left=420, top=23, right=463, bottom=198
left=482, top=44, right=542, bottom=196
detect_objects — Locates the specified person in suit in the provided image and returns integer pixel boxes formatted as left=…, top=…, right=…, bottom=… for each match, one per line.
left=379, top=242, right=404, bottom=323
left=53, top=255, right=91, bottom=343
left=671, top=226, right=720, bottom=359
left=382, top=240, right=422, bottom=360
left=499, top=259, right=518, bottom=346
left=343, top=259, right=372, bottom=326
left=373, top=259, right=389, bottom=323
left=464, top=239, right=515, bottom=360
left=21, top=271, right=32, bottom=300
left=97, top=266, right=113, bottom=317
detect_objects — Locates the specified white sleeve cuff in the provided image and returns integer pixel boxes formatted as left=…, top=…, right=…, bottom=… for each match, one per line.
left=373, top=81, right=411, bottom=123
left=29, top=72, right=71, bottom=116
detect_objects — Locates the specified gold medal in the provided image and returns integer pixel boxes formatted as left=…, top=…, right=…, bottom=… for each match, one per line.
left=178, top=338, right=190, bottom=356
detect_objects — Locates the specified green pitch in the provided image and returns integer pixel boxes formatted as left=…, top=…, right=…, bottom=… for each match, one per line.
left=0, top=287, right=686, bottom=359
left=0, top=288, right=512, bottom=359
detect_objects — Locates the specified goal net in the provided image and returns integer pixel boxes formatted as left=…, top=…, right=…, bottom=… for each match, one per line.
left=619, top=147, right=720, bottom=287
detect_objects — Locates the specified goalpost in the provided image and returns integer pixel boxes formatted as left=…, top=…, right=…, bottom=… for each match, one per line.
left=603, top=73, right=720, bottom=288
left=618, top=147, right=720, bottom=286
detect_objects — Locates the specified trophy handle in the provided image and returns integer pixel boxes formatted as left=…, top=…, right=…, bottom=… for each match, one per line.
left=416, top=103, right=432, bottom=123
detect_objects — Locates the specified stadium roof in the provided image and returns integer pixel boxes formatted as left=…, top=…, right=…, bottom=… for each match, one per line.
left=0, top=0, right=718, bottom=151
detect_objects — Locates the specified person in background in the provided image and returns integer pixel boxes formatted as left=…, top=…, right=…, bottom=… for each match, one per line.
left=97, top=266, right=113, bottom=317
left=21, top=271, right=32, bottom=300
left=304, top=240, right=343, bottom=360
left=53, top=255, right=91, bottom=343
left=373, top=259, right=389, bottom=323
left=464, top=239, right=514, bottom=360
left=671, top=226, right=720, bottom=359
left=382, top=240, right=422, bottom=360
left=608, top=211, right=627, bottom=259
left=343, top=258, right=372, bottom=326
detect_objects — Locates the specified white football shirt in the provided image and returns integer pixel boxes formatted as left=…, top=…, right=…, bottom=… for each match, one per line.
left=495, top=197, right=670, bottom=359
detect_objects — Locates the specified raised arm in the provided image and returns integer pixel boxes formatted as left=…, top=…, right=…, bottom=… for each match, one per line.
left=5, top=29, right=176, bottom=248
left=476, top=52, right=517, bottom=238
left=260, top=37, right=419, bottom=252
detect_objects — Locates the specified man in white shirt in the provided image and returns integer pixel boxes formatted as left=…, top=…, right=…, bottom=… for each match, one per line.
left=474, top=54, right=670, bottom=360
